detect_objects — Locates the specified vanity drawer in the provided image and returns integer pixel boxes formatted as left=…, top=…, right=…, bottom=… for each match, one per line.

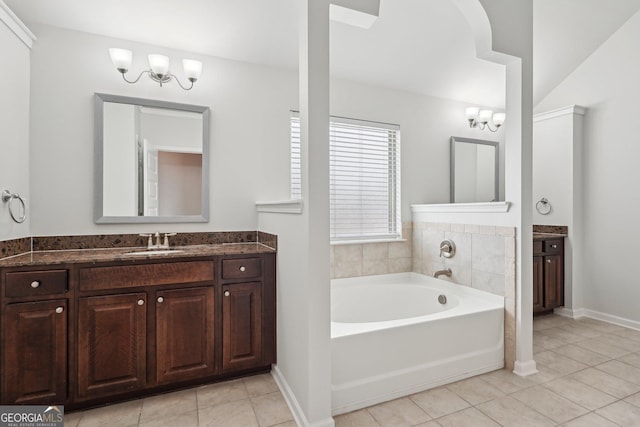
left=79, top=261, right=214, bottom=291
left=5, top=269, right=68, bottom=297
left=222, top=258, right=262, bottom=280
left=544, top=239, right=562, bottom=254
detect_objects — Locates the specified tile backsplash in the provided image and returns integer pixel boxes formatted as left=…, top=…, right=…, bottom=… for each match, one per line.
left=330, top=223, right=412, bottom=279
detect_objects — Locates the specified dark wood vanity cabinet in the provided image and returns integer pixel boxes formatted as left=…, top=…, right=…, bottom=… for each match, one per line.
left=533, top=237, right=564, bottom=314
left=0, top=251, right=276, bottom=408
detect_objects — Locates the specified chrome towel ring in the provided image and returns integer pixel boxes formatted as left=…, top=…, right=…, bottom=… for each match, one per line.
left=536, top=198, right=551, bottom=215
left=2, top=190, right=26, bottom=223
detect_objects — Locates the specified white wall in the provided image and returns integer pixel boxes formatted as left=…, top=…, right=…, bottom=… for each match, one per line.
left=0, top=12, right=31, bottom=239
left=28, top=24, right=298, bottom=235
left=103, top=102, right=136, bottom=216
left=535, top=10, right=640, bottom=324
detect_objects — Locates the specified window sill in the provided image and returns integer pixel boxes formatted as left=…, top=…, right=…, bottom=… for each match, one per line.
left=255, top=199, right=303, bottom=214
left=331, top=238, right=407, bottom=246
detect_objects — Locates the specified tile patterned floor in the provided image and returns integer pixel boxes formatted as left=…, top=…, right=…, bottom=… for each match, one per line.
left=66, top=315, right=640, bottom=426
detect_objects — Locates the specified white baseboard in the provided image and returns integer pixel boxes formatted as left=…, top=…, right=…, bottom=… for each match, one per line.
left=554, top=306, right=640, bottom=331
left=513, top=359, right=538, bottom=377
left=271, top=365, right=335, bottom=427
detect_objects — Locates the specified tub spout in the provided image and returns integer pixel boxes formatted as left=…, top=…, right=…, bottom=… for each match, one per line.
left=433, top=268, right=452, bottom=279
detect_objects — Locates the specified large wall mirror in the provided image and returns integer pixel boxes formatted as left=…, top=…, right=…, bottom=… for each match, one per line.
left=450, top=136, right=499, bottom=203
left=94, top=93, right=210, bottom=223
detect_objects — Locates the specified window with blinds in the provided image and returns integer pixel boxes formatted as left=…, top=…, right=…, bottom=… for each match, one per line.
left=290, top=112, right=401, bottom=241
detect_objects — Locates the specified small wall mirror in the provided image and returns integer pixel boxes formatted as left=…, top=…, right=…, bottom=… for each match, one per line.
left=94, top=93, right=210, bottom=223
left=450, top=136, right=498, bottom=203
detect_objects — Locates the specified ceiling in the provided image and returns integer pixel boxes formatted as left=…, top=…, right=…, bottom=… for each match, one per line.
left=6, top=0, right=640, bottom=108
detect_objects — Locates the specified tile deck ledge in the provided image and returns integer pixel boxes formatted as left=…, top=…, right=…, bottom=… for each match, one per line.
left=411, top=201, right=511, bottom=213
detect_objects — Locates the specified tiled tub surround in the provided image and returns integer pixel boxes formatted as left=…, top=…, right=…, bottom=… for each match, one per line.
left=0, top=230, right=277, bottom=259
left=330, top=222, right=413, bottom=279
left=413, top=222, right=516, bottom=370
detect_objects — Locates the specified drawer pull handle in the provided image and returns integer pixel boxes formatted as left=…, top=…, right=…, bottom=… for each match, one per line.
left=551, top=244, right=557, bottom=249
left=30, top=281, right=40, bottom=289
left=157, top=297, right=164, bottom=303
left=55, top=306, right=64, bottom=314
left=224, top=291, right=230, bottom=297
left=137, top=299, right=145, bottom=306
left=239, top=266, right=246, bottom=272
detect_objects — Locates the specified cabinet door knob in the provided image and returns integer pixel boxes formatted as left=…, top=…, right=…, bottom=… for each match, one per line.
left=157, top=297, right=164, bottom=303
left=551, top=244, right=557, bottom=249
left=239, top=266, right=246, bottom=272
left=55, top=306, right=64, bottom=314
left=547, top=259, right=551, bottom=263
left=137, top=299, right=145, bottom=306
left=224, top=290, right=230, bottom=297
left=30, top=281, right=40, bottom=288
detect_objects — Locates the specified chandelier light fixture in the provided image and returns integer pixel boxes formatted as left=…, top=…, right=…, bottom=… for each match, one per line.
left=465, top=107, right=505, bottom=132
left=109, top=48, right=203, bottom=90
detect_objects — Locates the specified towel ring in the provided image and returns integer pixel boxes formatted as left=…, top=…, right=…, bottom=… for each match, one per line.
left=2, top=190, right=26, bottom=223
left=536, top=198, right=551, bottom=215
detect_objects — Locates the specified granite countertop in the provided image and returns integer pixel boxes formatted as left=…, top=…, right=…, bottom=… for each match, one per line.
left=0, top=243, right=276, bottom=268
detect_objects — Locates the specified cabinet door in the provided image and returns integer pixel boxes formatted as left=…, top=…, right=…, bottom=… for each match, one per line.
left=544, top=254, right=564, bottom=309
left=533, top=256, right=544, bottom=313
left=77, top=293, right=147, bottom=399
left=156, top=287, right=215, bottom=383
left=222, top=282, right=262, bottom=372
left=3, top=300, right=67, bottom=404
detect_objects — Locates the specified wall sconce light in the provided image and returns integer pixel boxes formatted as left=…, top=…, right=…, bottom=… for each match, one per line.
left=465, top=107, right=505, bottom=132
left=109, top=48, right=203, bottom=91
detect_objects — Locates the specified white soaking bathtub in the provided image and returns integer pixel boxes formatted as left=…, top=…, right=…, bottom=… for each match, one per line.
left=331, top=272, right=504, bottom=415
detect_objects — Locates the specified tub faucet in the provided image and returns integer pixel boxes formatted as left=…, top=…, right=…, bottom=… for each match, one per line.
left=433, top=268, right=452, bottom=279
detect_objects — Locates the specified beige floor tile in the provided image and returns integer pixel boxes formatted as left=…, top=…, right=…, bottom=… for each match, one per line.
left=435, top=407, right=500, bottom=427
left=197, top=379, right=248, bottom=409
left=76, top=399, right=142, bottom=427
left=618, top=351, right=640, bottom=369
left=596, top=359, right=640, bottom=385
left=479, top=368, right=536, bottom=393
left=535, top=350, right=589, bottom=375
left=542, top=377, right=618, bottom=410
left=409, top=387, right=470, bottom=419
left=526, top=366, right=563, bottom=384
left=244, top=374, right=280, bottom=397
left=558, top=324, right=605, bottom=339
left=138, top=410, right=198, bottom=427
left=625, top=391, right=640, bottom=408
left=576, top=319, right=630, bottom=334
left=595, top=333, right=640, bottom=353
left=139, top=388, right=197, bottom=423
left=551, top=344, right=611, bottom=366
left=569, top=367, right=640, bottom=399
left=533, top=332, right=566, bottom=350
left=198, top=399, right=258, bottom=427
left=596, top=400, right=640, bottom=426
left=251, top=391, right=293, bottom=427
left=413, top=422, right=442, bottom=427
left=511, top=385, right=589, bottom=423
left=63, top=411, right=82, bottom=427
left=334, top=409, right=381, bottom=427
left=366, top=397, right=431, bottom=427
left=534, top=314, right=573, bottom=331
left=560, top=412, right=619, bottom=427
left=537, top=327, right=584, bottom=344
left=445, top=376, right=504, bottom=405
left=573, top=338, right=630, bottom=359
left=612, top=329, right=640, bottom=344
left=271, top=422, right=297, bottom=427
left=476, top=396, right=555, bottom=427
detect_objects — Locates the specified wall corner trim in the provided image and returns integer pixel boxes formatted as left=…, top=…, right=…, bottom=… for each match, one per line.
left=533, top=105, right=586, bottom=123
left=0, top=1, right=36, bottom=49
left=256, top=199, right=303, bottom=214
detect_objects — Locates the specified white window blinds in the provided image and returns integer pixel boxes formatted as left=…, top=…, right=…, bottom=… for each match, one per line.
left=290, top=112, right=401, bottom=241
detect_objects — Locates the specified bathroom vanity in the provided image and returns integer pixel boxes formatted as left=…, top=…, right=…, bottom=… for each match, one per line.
left=0, top=244, right=275, bottom=409
left=533, top=234, right=564, bottom=314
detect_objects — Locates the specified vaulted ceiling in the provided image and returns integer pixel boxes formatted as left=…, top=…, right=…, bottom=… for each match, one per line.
left=6, top=0, right=640, bottom=108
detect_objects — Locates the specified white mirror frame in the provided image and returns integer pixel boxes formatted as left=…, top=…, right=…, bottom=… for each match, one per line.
left=94, top=93, right=210, bottom=223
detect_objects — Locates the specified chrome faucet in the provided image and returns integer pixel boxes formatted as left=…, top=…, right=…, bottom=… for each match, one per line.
left=433, top=268, right=452, bottom=279
left=139, top=232, right=177, bottom=250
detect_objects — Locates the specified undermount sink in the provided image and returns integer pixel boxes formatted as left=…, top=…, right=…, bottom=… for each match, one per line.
left=123, top=249, right=185, bottom=256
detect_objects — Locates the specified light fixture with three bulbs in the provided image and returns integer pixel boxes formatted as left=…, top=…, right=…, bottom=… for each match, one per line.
left=108, top=48, right=203, bottom=91
left=465, top=107, right=505, bottom=132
